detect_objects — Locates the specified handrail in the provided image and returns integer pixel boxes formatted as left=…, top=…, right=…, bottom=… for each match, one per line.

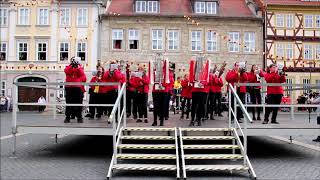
left=229, top=84, right=253, bottom=123
left=14, top=82, right=120, bottom=86
left=15, top=102, right=115, bottom=107
left=235, top=83, right=320, bottom=87
left=108, top=84, right=126, bottom=123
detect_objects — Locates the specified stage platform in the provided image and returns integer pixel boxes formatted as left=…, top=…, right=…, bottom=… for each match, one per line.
left=14, top=112, right=319, bottom=136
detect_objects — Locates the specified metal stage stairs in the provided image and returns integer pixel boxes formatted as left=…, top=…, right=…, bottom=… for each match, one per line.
left=107, top=127, right=256, bottom=179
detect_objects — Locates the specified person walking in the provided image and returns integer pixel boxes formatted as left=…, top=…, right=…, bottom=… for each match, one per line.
left=263, top=64, right=286, bottom=124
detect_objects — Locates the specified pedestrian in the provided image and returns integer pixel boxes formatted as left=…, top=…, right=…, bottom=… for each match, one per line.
left=247, top=64, right=265, bottom=120
left=226, top=62, right=248, bottom=123
left=263, top=64, right=286, bottom=124
left=212, top=70, right=224, bottom=117
left=180, top=74, right=192, bottom=120
left=310, top=93, right=320, bottom=142
left=103, top=61, right=122, bottom=119
left=133, top=66, right=150, bottom=123
left=64, top=57, right=87, bottom=123
left=37, top=96, right=46, bottom=112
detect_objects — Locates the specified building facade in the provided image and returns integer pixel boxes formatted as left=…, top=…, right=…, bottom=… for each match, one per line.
left=261, top=0, right=320, bottom=98
left=0, top=0, right=104, bottom=109
left=101, top=0, right=264, bottom=79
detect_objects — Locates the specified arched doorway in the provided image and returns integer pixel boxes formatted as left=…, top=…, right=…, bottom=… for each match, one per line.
left=17, top=76, right=47, bottom=111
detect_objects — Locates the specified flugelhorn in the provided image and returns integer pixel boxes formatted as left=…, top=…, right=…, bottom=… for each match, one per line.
left=218, top=61, right=227, bottom=77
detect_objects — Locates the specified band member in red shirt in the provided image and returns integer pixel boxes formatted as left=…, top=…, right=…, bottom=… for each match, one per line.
left=180, top=74, right=192, bottom=120
left=263, top=64, right=286, bottom=124
left=247, top=64, right=265, bottom=120
left=190, top=79, right=209, bottom=126
left=64, top=57, right=87, bottom=123
left=212, top=71, right=224, bottom=117
left=164, top=63, right=175, bottom=120
left=126, top=66, right=138, bottom=119
left=226, top=62, right=248, bottom=122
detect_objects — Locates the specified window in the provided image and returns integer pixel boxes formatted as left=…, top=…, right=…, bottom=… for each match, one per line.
left=302, top=78, right=310, bottom=94
left=228, top=32, right=240, bottom=52
left=0, top=42, right=7, bottom=61
left=37, top=42, right=48, bottom=61
left=276, top=14, right=284, bottom=27
left=1, top=81, right=5, bottom=96
left=152, top=29, right=163, bottom=50
left=57, top=80, right=65, bottom=99
left=59, top=42, right=69, bottom=61
left=0, top=8, right=8, bottom=26
left=18, top=8, right=30, bottom=25
left=244, top=32, right=255, bottom=53
left=206, top=31, right=217, bottom=52
left=285, top=79, right=292, bottom=96
left=112, top=29, right=124, bottom=49
left=17, top=42, right=28, bottom=61
left=304, top=15, right=313, bottom=28
left=207, top=2, right=217, bottom=14
left=136, top=1, right=146, bottom=13
left=316, top=44, right=320, bottom=59
left=191, top=30, right=201, bottom=51
left=77, top=8, right=88, bottom=26
left=77, top=42, right=86, bottom=61
left=286, top=44, right=294, bottom=59
left=276, top=43, right=285, bottom=59
left=168, top=30, right=179, bottom=50
left=128, top=29, right=139, bottom=50
left=304, top=44, right=313, bottom=60
left=286, top=14, right=294, bottom=28
left=60, top=8, right=71, bottom=26
left=316, top=15, right=320, bottom=28
left=38, top=8, right=49, bottom=25
left=148, top=1, right=158, bottom=13
left=195, top=2, right=205, bottom=13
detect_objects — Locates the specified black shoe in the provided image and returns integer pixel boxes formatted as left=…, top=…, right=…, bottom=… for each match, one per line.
left=218, top=114, right=223, bottom=117
left=152, top=121, right=157, bottom=126
left=144, top=119, right=148, bottom=123
left=180, top=116, right=184, bottom=120
left=165, top=117, right=168, bottom=120
left=88, top=116, right=94, bottom=120
left=189, top=121, right=194, bottom=126
left=262, top=121, right=268, bottom=124
left=210, top=116, right=215, bottom=120
left=252, top=117, right=256, bottom=121
left=238, top=120, right=243, bottom=123
left=85, top=114, right=91, bottom=117
left=312, top=138, right=320, bottom=142
left=77, top=118, right=83, bottom=123
left=196, top=120, right=201, bottom=126
left=126, top=113, right=130, bottom=118
left=71, top=115, right=75, bottom=119
left=271, top=121, right=279, bottom=124
left=136, top=119, right=142, bottom=123
left=186, top=116, right=189, bottom=120
left=159, top=121, right=164, bottom=126
left=257, top=116, right=261, bottom=121
left=64, top=117, right=70, bottom=123
left=96, top=115, right=101, bottom=119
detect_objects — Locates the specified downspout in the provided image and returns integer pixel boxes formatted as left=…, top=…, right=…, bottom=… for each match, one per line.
left=93, top=0, right=103, bottom=61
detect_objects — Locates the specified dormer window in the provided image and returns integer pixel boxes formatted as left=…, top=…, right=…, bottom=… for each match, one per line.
left=195, top=1, right=217, bottom=15
left=135, top=1, right=159, bottom=13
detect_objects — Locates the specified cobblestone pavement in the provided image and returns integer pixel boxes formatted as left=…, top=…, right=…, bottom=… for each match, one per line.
left=1, top=112, right=320, bottom=180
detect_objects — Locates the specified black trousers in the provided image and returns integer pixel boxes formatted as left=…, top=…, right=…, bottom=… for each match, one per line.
left=181, top=97, right=191, bottom=118
left=152, top=92, right=167, bottom=123
left=213, top=92, right=222, bottom=115
left=89, top=92, right=97, bottom=116
left=136, top=92, right=148, bottom=119
left=264, top=94, right=283, bottom=122
left=65, top=87, right=83, bottom=119
left=164, top=93, right=171, bottom=118
left=38, top=106, right=45, bottom=112
left=207, top=92, right=215, bottom=117
left=230, top=88, right=245, bottom=120
left=106, top=90, right=118, bottom=117
left=191, top=92, right=207, bottom=122
left=126, top=90, right=133, bottom=116
left=249, top=88, right=262, bottom=118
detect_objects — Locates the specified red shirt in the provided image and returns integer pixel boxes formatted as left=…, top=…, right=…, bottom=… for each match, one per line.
left=211, top=76, right=223, bottom=93
left=103, top=69, right=122, bottom=92
left=191, top=80, right=209, bottom=93
left=152, top=71, right=174, bottom=93
left=264, top=72, right=286, bottom=94
left=64, top=65, right=86, bottom=92
left=131, top=75, right=150, bottom=94
left=90, top=76, right=108, bottom=93
left=225, top=70, right=248, bottom=93
left=247, top=71, right=265, bottom=89
left=181, top=79, right=192, bottom=98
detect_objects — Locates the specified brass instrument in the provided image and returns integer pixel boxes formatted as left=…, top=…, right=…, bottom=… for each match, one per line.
left=150, top=53, right=169, bottom=90
left=218, top=61, right=227, bottom=78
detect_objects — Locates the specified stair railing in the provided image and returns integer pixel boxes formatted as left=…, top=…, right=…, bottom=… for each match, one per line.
left=107, top=83, right=126, bottom=179
left=228, top=84, right=256, bottom=179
